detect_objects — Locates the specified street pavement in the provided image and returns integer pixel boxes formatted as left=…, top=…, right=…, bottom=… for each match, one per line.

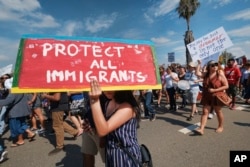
left=1, top=96, right=250, bottom=167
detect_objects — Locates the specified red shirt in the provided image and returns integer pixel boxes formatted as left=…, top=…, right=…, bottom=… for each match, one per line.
left=224, top=66, right=241, bottom=85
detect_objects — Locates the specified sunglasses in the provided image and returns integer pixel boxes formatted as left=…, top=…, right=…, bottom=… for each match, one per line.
left=210, top=63, right=218, bottom=67
left=0, top=77, right=9, bottom=80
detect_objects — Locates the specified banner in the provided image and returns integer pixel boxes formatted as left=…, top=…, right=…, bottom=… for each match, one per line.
left=12, top=35, right=161, bottom=93
left=187, top=27, right=233, bottom=62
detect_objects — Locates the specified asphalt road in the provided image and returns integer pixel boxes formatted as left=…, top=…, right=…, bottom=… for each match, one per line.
left=1, top=97, right=250, bottom=167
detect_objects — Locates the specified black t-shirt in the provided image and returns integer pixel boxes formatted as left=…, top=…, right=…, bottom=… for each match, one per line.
left=85, top=93, right=109, bottom=128
left=50, top=92, right=69, bottom=112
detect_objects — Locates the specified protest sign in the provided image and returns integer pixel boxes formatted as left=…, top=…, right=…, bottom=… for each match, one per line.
left=201, top=52, right=220, bottom=67
left=168, top=52, right=175, bottom=62
left=11, top=35, right=161, bottom=93
left=187, top=27, right=233, bottom=62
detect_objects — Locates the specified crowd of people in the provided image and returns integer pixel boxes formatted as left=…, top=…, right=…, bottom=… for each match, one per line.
left=0, top=57, right=250, bottom=166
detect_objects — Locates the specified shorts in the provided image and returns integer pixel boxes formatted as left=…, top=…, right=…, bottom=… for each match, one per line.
left=187, top=90, right=199, bottom=103
left=9, top=116, right=29, bottom=138
left=226, top=84, right=237, bottom=97
left=81, top=131, right=105, bottom=162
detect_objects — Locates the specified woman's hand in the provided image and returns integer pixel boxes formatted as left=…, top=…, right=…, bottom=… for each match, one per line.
left=197, top=60, right=201, bottom=65
left=209, top=88, right=216, bottom=93
left=82, top=119, right=92, bottom=132
left=89, top=80, right=102, bottom=103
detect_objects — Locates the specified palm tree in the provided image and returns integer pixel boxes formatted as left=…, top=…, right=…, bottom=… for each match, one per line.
left=176, top=0, right=200, bottom=65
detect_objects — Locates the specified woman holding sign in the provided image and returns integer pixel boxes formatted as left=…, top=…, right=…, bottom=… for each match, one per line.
left=89, top=80, right=142, bottom=166
left=195, top=60, right=228, bottom=135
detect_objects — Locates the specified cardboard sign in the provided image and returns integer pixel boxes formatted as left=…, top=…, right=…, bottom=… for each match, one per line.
left=187, top=27, right=233, bottom=62
left=12, top=35, right=161, bottom=93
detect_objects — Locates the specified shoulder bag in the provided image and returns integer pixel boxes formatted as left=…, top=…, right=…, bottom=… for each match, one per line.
left=212, top=91, right=232, bottom=106
left=114, top=135, right=153, bottom=167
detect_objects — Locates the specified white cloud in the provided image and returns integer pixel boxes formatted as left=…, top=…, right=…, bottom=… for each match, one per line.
left=0, top=0, right=59, bottom=29
left=23, top=13, right=60, bottom=28
left=0, top=0, right=40, bottom=12
left=57, top=21, right=83, bottom=36
left=228, top=25, right=250, bottom=37
left=208, top=0, right=232, bottom=9
left=144, top=0, right=179, bottom=23
left=151, top=37, right=170, bottom=46
left=84, top=13, right=118, bottom=33
left=144, top=13, right=154, bottom=24
left=228, top=40, right=250, bottom=58
left=224, top=8, right=250, bottom=21
left=0, top=37, right=19, bottom=63
left=167, top=30, right=177, bottom=36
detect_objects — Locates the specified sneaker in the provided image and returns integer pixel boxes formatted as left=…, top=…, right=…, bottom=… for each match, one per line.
left=179, top=105, right=185, bottom=109
left=48, top=147, right=64, bottom=156
left=35, top=128, right=46, bottom=134
left=150, top=114, right=156, bottom=121
left=186, top=116, right=194, bottom=121
left=141, top=116, right=150, bottom=121
left=0, top=150, right=8, bottom=163
left=208, top=113, right=214, bottom=119
left=230, top=105, right=236, bottom=110
left=48, top=130, right=55, bottom=136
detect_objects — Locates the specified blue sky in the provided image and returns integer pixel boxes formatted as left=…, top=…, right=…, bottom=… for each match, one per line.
left=0, top=0, right=249, bottom=69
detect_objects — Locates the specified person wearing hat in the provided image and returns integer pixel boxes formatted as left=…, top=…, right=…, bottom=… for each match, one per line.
left=0, top=78, right=36, bottom=147
left=224, top=58, right=241, bottom=109
left=194, top=60, right=229, bottom=135
left=184, top=62, right=202, bottom=121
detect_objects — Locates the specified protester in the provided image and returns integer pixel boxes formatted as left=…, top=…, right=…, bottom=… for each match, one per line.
left=89, top=79, right=142, bottom=166
left=157, top=66, right=169, bottom=107
left=224, top=58, right=241, bottom=110
left=81, top=93, right=108, bottom=167
left=0, top=74, right=11, bottom=136
left=164, top=67, right=179, bottom=112
left=241, top=62, right=250, bottom=103
left=243, top=62, right=250, bottom=104
left=195, top=60, right=229, bottom=135
left=141, top=89, right=156, bottom=121
left=41, top=92, right=79, bottom=156
left=185, top=62, right=201, bottom=121
left=177, top=66, right=187, bottom=109
left=28, top=93, right=46, bottom=134
left=67, top=91, right=84, bottom=137
left=0, top=78, right=36, bottom=147
left=0, top=143, right=7, bottom=163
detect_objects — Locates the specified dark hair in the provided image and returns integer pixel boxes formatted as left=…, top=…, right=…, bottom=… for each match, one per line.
left=204, top=60, right=217, bottom=78
left=228, top=58, right=235, bottom=62
left=114, top=90, right=141, bottom=122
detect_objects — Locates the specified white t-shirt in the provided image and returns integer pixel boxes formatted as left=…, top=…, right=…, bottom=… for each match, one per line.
left=165, top=72, right=178, bottom=89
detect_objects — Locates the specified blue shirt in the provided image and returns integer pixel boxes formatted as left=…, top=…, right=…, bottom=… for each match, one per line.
left=184, top=71, right=199, bottom=91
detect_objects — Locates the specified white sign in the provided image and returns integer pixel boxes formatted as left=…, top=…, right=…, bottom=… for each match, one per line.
left=187, top=27, right=233, bottom=62
left=0, top=64, right=13, bottom=76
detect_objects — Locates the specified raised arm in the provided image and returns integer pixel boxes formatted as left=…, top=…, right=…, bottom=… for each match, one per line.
left=89, top=80, right=134, bottom=137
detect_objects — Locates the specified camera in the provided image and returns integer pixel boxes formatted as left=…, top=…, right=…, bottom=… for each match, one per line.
left=69, top=99, right=89, bottom=118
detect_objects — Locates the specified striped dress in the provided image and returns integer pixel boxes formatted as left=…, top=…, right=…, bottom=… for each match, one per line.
left=106, top=117, right=141, bottom=167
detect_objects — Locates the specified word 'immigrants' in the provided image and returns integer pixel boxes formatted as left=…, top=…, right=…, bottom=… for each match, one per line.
left=42, top=43, right=125, bottom=58
left=46, top=70, right=147, bottom=83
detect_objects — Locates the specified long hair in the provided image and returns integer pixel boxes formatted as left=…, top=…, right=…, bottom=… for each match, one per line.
left=113, top=90, right=141, bottom=122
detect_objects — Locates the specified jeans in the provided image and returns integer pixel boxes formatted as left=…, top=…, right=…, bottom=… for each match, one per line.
left=166, top=87, right=176, bottom=110
left=0, top=106, right=7, bottom=135
left=143, top=92, right=155, bottom=117
left=9, top=117, right=29, bottom=138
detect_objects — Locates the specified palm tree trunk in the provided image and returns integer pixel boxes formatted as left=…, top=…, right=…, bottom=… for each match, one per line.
left=184, top=30, right=194, bottom=65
